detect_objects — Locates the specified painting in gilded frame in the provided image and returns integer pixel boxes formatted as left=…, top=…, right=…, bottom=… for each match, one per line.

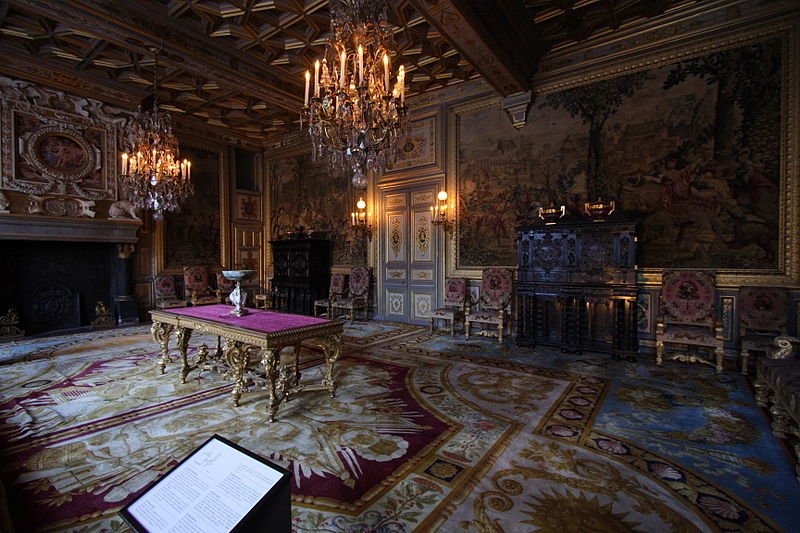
left=1, top=107, right=114, bottom=199
left=454, top=37, right=785, bottom=273
left=383, top=110, right=441, bottom=178
left=235, top=192, right=261, bottom=222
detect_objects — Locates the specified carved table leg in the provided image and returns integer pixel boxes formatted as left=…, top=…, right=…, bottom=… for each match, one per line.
left=318, top=333, right=343, bottom=398
left=263, top=348, right=279, bottom=422
left=175, top=327, right=193, bottom=383
left=224, top=339, right=249, bottom=407
left=151, top=321, right=174, bottom=374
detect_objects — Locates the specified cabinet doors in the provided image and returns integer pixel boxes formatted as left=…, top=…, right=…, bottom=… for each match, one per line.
left=378, top=183, right=439, bottom=324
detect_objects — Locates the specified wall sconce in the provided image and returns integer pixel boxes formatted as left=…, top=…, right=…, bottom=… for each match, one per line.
left=431, top=190, right=453, bottom=233
left=351, top=197, right=372, bottom=238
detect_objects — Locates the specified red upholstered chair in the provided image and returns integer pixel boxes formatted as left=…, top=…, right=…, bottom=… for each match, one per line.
left=465, top=268, right=513, bottom=343
left=314, top=273, right=348, bottom=317
left=183, top=266, right=221, bottom=306
left=739, top=286, right=789, bottom=375
left=331, top=266, right=371, bottom=321
left=430, top=277, right=467, bottom=337
left=153, top=274, right=186, bottom=309
left=215, top=271, right=237, bottom=304
left=656, top=271, right=724, bottom=372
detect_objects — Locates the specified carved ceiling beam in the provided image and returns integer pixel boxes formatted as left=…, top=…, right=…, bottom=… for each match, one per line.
left=11, top=0, right=303, bottom=112
left=409, top=0, right=541, bottom=97
left=76, top=39, right=108, bottom=69
left=0, top=42, right=144, bottom=107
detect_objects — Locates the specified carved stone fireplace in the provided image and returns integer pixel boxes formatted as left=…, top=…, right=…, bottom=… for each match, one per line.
left=0, top=214, right=140, bottom=335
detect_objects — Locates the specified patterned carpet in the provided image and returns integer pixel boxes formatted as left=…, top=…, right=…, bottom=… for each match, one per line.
left=0, top=322, right=798, bottom=532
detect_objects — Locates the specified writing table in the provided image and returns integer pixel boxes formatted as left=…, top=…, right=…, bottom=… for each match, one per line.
left=150, top=305, right=343, bottom=422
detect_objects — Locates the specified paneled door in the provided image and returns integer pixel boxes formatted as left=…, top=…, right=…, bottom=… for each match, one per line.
left=378, top=182, right=440, bottom=324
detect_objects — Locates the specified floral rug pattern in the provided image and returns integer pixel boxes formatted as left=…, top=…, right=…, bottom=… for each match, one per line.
left=0, top=324, right=798, bottom=532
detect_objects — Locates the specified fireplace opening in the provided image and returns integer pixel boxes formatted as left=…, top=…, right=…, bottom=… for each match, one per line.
left=0, top=240, right=118, bottom=335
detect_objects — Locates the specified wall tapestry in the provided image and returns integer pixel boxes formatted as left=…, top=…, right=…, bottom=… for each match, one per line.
left=164, top=146, right=221, bottom=269
left=457, top=38, right=782, bottom=269
left=268, top=153, right=364, bottom=266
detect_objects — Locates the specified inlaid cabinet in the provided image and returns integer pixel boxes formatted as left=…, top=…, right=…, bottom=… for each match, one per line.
left=516, top=219, right=638, bottom=359
left=270, top=238, right=330, bottom=315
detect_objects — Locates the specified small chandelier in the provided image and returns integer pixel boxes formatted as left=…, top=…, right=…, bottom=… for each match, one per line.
left=301, top=0, right=409, bottom=187
left=120, top=48, right=192, bottom=221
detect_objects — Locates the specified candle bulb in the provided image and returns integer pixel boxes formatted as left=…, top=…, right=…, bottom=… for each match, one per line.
left=186, top=160, right=191, bottom=181
left=351, top=212, right=356, bottom=225
left=314, top=60, right=320, bottom=97
left=340, top=50, right=346, bottom=88
left=304, top=70, right=310, bottom=105
left=358, top=44, right=364, bottom=84
left=383, top=53, right=390, bottom=92
left=121, top=153, right=128, bottom=175
left=398, top=65, right=405, bottom=105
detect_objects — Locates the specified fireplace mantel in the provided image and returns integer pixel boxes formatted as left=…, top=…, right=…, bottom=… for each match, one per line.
left=0, top=214, right=140, bottom=243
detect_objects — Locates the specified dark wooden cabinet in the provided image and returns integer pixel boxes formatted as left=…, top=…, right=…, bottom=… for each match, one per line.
left=270, top=239, right=330, bottom=315
left=516, top=219, right=638, bottom=359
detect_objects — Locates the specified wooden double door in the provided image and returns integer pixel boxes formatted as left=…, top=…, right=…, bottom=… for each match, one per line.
left=377, top=182, right=442, bottom=325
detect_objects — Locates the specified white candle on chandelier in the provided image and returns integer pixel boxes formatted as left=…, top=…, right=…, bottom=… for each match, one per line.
left=121, top=152, right=128, bottom=175
left=383, top=53, right=390, bottom=92
left=304, top=70, right=310, bottom=105
left=314, top=60, right=320, bottom=97
left=358, top=45, right=364, bottom=84
left=398, top=65, right=405, bottom=105
left=340, top=50, right=346, bottom=88
left=351, top=212, right=356, bottom=225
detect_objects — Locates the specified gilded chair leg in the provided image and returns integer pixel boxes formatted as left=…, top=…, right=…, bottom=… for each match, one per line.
left=656, top=341, right=664, bottom=366
left=740, top=350, right=749, bottom=376
left=714, top=348, right=724, bottom=373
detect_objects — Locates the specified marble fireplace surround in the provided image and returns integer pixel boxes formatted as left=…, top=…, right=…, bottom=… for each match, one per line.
left=0, top=214, right=141, bottom=335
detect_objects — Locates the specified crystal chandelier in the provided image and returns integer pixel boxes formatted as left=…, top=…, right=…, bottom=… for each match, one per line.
left=120, top=48, right=192, bottom=221
left=301, top=0, right=409, bottom=187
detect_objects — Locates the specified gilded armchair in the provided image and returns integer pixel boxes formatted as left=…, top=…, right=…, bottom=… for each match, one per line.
left=183, top=266, right=221, bottom=306
left=465, top=268, right=513, bottom=343
left=656, top=270, right=724, bottom=372
left=430, top=277, right=467, bottom=337
left=331, top=266, right=371, bottom=321
left=153, top=274, right=186, bottom=310
left=314, top=273, right=348, bottom=317
left=738, top=286, right=789, bottom=375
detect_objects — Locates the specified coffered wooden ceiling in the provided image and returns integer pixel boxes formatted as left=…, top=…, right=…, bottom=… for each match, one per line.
left=0, top=0, right=697, bottom=146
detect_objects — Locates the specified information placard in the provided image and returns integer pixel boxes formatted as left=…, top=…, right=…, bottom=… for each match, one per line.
left=120, top=435, right=290, bottom=533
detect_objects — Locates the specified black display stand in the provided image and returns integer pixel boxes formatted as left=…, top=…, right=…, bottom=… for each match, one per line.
left=120, top=435, right=291, bottom=533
